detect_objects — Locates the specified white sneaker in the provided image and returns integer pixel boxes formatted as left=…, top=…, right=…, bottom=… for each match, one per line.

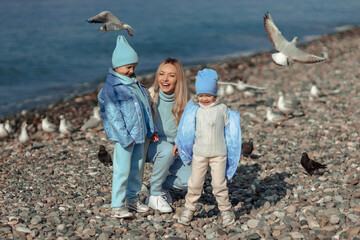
left=178, top=209, right=194, bottom=225
left=146, top=194, right=173, bottom=213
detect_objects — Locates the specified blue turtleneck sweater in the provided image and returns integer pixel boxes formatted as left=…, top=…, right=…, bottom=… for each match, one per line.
left=155, top=90, right=177, bottom=143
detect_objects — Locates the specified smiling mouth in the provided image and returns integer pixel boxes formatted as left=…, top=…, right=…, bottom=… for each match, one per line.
left=161, top=83, right=170, bottom=87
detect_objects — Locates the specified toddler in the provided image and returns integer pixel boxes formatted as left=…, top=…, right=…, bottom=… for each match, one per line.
left=98, top=35, right=158, bottom=218
left=173, top=68, right=241, bottom=226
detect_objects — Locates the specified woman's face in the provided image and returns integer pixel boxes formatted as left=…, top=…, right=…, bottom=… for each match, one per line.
left=158, top=64, right=177, bottom=95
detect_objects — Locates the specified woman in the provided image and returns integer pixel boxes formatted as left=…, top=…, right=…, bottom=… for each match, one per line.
left=145, top=58, right=192, bottom=213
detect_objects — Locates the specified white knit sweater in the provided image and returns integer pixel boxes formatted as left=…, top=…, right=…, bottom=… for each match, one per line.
left=192, top=101, right=229, bottom=157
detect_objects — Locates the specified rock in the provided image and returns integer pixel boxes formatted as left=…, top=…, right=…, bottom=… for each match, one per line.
left=15, top=226, right=32, bottom=233
left=285, top=205, right=297, bottom=214
left=347, top=213, right=359, bottom=222
left=247, top=219, right=259, bottom=229
left=329, top=215, right=340, bottom=224
left=98, top=232, right=110, bottom=240
left=307, top=220, right=320, bottom=229
left=30, top=215, right=42, bottom=225
left=289, top=232, right=305, bottom=239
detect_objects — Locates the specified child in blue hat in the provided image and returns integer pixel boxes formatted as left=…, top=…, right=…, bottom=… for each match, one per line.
left=173, top=68, right=242, bottom=226
left=98, top=35, right=158, bottom=218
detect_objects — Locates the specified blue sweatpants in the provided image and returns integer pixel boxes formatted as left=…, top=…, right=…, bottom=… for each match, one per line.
left=146, top=140, right=192, bottom=196
left=111, top=142, right=144, bottom=208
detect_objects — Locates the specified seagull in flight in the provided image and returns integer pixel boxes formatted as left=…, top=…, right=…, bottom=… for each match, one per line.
left=263, top=12, right=325, bottom=66
left=87, top=11, right=135, bottom=37
left=218, top=80, right=269, bottom=91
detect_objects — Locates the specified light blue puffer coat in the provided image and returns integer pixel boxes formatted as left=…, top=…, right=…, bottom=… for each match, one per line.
left=98, top=69, right=156, bottom=148
left=175, top=99, right=241, bottom=180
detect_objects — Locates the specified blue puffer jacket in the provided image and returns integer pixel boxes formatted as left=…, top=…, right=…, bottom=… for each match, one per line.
left=98, top=69, right=156, bottom=148
left=175, top=100, right=241, bottom=180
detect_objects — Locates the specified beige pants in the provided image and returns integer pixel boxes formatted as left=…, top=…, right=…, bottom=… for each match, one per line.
left=185, top=155, right=231, bottom=212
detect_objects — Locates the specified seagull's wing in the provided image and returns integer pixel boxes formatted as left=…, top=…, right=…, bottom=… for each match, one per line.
left=286, top=46, right=326, bottom=64
left=264, top=12, right=289, bottom=51
left=48, top=121, right=57, bottom=129
left=81, top=117, right=101, bottom=130
left=218, top=81, right=238, bottom=86
left=284, top=97, right=300, bottom=108
left=238, top=81, right=269, bottom=90
left=272, top=114, right=288, bottom=122
left=87, top=11, right=121, bottom=24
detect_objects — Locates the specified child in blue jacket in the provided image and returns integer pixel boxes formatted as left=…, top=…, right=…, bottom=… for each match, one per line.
left=98, top=35, right=158, bottom=218
left=173, top=69, right=241, bottom=226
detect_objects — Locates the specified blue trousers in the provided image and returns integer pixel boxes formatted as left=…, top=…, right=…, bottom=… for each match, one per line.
left=146, top=140, right=192, bottom=196
left=111, top=142, right=144, bottom=208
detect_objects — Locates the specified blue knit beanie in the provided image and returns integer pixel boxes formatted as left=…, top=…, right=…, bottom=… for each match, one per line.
left=195, top=68, right=218, bottom=96
left=112, top=35, right=138, bottom=69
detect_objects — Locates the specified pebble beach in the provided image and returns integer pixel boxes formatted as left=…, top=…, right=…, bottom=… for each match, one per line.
left=1, top=28, right=360, bottom=239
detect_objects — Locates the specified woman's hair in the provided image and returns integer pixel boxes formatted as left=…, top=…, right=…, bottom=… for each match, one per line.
left=151, top=58, right=190, bottom=126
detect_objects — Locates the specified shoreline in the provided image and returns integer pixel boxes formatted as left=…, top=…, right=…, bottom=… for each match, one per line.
left=0, top=26, right=359, bottom=122
left=1, top=27, right=360, bottom=239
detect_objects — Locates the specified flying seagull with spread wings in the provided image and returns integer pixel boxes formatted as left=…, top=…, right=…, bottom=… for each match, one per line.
left=263, top=12, right=325, bottom=66
left=218, top=80, right=269, bottom=91
left=87, top=11, right=135, bottom=37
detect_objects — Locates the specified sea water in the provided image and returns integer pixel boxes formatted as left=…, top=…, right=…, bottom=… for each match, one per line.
left=0, top=0, right=359, bottom=117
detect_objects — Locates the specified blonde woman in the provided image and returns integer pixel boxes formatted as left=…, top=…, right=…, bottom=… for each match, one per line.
left=145, top=58, right=192, bottom=213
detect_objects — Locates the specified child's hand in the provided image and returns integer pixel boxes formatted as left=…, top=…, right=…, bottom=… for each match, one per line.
left=172, top=145, right=178, bottom=156
left=150, top=133, right=159, bottom=142
left=127, top=142, right=135, bottom=147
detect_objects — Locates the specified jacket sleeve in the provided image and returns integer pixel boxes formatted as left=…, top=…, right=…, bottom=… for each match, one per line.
left=98, top=87, right=134, bottom=148
left=175, top=99, right=198, bottom=165
left=225, top=109, right=242, bottom=180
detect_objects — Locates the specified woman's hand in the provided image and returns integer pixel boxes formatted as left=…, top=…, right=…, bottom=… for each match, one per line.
left=172, top=144, right=178, bottom=156
left=150, top=133, right=159, bottom=142
left=127, top=142, right=135, bottom=147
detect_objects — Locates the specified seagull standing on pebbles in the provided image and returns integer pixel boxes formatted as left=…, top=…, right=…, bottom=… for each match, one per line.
left=0, top=122, right=9, bottom=138
left=59, top=115, right=76, bottom=136
left=87, top=11, right=136, bottom=37
left=81, top=106, right=102, bottom=131
left=263, top=12, right=325, bottom=66
left=5, top=120, right=14, bottom=134
left=225, top=84, right=235, bottom=95
left=309, top=83, right=341, bottom=101
left=266, top=107, right=288, bottom=125
left=217, top=86, right=225, bottom=98
left=42, top=116, right=57, bottom=132
left=277, top=91, right=301, bottom=117
left=18, top=122, right=30, bottom=144
left=310, top=84, right=323, bottom=98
